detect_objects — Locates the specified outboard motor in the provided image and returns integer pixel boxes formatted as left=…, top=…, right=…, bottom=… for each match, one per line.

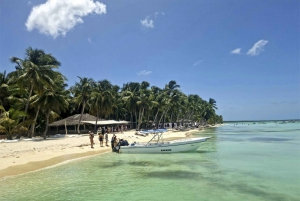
left=113, top=140, right=130, bottom=153
left=113, top=142, right=121, bottom=153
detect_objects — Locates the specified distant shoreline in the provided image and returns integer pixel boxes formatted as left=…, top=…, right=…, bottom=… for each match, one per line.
left=224, top=119, right=300, bottom=123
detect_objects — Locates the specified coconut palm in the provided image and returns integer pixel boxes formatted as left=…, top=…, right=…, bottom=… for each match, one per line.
left=209, top=98, right=218, bottom=110
left=88, top=79, right=115, bottom=130
left=156, top=81, right=181, bottom=126
left=9, top=47, right=61, bottom=121
left=136, top=83, right=155, bottom=130
left=71, top=77, right=95, bottom=134
left=0, top=106, right=28, bottom=140
left=29, top=72, right=68, bottom=137
left=31, top=88, right=69, bottom=139
left=0, top=71, right=10, bottom=109
left=121, top=82, right=141, bottom=129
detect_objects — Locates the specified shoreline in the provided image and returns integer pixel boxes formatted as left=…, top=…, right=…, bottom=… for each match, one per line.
left=0, top=129, right=205, bottom=179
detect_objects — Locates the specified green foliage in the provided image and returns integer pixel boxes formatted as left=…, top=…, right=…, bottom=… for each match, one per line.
left=0, top=106, right=28, bottom=139
left=2, top=47, right=223, bottom=134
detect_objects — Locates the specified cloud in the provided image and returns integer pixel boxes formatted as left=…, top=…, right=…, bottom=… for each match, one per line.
left=138, top=70, right=152, bottom=75
left=27, top=1, right=32, bottom=5
left=141, top=12, right=165, bottom=28
left=155, top=12, right=165, bottom=18
left=193, top=60, right=203, bottom=66
left=247, top=40, right=269, bottom=56
left=140, top=16, right=154, bottom=28
left=25, top=0, right=107, bottom=38
left=230, top=48, right=241, bottom=54
left=88, top=38, right=92, bottom=43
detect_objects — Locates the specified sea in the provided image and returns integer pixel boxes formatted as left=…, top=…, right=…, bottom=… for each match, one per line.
left=1, top=121, right=299, bottom=201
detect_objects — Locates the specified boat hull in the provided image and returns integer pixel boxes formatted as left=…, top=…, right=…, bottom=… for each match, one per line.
left=119, top=137, right=210, bottom=154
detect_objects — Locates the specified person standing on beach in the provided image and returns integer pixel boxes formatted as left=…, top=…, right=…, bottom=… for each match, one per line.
left=113, top=136, right=119, bottom=149
left=111, top=134, right=116, bottom=151
left=99, top=131, right=104, bottom=147
left=105, top=132, right=109, bottom=146
left=121, top=125, right=124, bottom=134
left=89, top=131, right=94, bottom=148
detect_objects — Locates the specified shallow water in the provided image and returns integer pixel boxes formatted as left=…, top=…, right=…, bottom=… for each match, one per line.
left=1, top=122, right=300, bottom=201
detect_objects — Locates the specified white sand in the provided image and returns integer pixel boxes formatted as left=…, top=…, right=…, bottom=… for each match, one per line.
left=0, top=129, right=200, bottom=178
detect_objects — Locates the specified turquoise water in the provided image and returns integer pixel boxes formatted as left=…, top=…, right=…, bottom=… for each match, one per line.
left=1, top=122, right=300, bottom=201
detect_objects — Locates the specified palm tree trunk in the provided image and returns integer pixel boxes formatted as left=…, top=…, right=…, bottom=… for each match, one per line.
left=153, top=109, right=159, bottom=124
left=43, top=110, right=50, bottom=139
left=94, top=110, right=99, bottom=131
left=137, top=108, right=141, bottom=130
left=158, top=107, right=169, bottom=127
left=135, top=111, right=138, bottom=129
left=130, top=111, right=133, bottom=129
left=137, top=107, right=145, bottom=130
left=163, top=107, right=170, bottom=124
left=77, top=101, right=85, bottom=134
left=23, top=84, right=34, bottom=122
left=30, top=106, right=40, bottom=137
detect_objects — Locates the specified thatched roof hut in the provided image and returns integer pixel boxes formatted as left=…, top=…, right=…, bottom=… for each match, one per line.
left=49, top=114, right=101, bottom=127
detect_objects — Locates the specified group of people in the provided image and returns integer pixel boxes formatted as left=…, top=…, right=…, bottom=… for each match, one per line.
left=109, top=125, right=126, bottom=134
left=88, top=128, right=121, bottom=151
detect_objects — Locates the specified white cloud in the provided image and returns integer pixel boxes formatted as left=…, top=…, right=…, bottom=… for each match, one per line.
left=140, top=16, right=154, bottom=28
left=27, top=1, right=32, bottom=5
left=193, top=60, right=203, bottom=66
left=230, top=48, right=241, bottom=54
left=88, top=37, right=92, bottom=43
left=138, top=70, right=152, bottom=75
left=247, top=40, right=269, bottom=56
left=26, top=0, right=107, bottom=38
left=154, top=12, right=165, bottom=18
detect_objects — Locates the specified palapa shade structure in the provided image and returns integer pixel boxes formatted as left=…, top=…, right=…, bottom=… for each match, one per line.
left=82, top=120, right=129, bottom=125
left=49, top=113, right=100, bottom=127
left=48, top=114, right=130, bottom=135
left=48, top=113, right=100, bottom=134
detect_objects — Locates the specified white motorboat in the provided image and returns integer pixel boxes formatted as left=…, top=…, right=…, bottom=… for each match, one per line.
left=117, top=129, right=211, bottom=154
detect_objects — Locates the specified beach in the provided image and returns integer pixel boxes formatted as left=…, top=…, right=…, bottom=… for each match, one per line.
left=1, top=122, right=299, bottom=201
left=0, top=129, right=198, bottom=179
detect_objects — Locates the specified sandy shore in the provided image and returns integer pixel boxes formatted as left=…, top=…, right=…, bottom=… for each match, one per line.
left=0, top=129, right=201, bottom=179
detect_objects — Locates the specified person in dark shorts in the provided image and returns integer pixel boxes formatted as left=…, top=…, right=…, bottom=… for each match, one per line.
left=99, top=132, right=104, bottom=147
left=111, top=134, right=116, bottom=151
left=105, top=132, right=109, bottom=146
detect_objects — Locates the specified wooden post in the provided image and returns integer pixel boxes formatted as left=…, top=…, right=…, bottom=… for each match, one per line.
left=65, top=120, right=68, bottom=136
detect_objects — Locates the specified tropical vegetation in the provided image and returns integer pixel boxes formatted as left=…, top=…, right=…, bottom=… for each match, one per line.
left=0, top=47, right=223, bottom=139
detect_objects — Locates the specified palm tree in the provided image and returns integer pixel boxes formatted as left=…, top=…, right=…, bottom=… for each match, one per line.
left=32, top=88, right=69, bottom=139
left=209, top=98, right=218, bottom=110
left=157, top=81, right=181, bottom=126
left=121, top=82, right=141, bottom=129
left=0, top=71, right=10, bottom=109
left=9, top=47, right=61, bottom=121
left=71, top=77, right=95, bottom=134
left=29, top=72, right=68, bottom=137
left=0, top=106, right=28, bottom=140
left=88, top=79, right=115, bottom=131
left=150, top=86, right=162, bottom=125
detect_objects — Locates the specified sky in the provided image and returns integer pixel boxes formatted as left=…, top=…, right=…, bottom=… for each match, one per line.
left=0, top=0, right=299, bottom=121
